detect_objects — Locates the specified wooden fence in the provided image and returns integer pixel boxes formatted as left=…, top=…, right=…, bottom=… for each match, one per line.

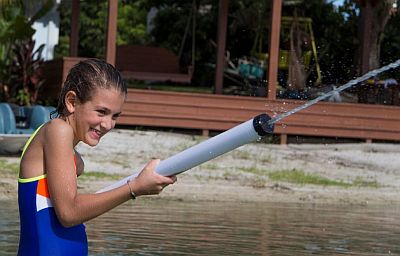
left=119, top=89, right=400, bottom=144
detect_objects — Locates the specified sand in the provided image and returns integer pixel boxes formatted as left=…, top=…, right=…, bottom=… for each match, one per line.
left=1, top=128, right=400, bottom=205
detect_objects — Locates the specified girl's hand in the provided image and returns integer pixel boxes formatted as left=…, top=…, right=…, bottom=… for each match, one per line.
left=129, top=159, right=177, bottom=196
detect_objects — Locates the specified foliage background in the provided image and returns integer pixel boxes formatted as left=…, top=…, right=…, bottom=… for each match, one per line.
left=0, top=0, right=395, bottom=97
left=0, top=0, right=54, bottom=104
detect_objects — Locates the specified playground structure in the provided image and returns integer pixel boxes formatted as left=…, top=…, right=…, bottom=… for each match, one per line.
left=279, top=16, right=321, bottom=88
left=221, top=15, right=322, bottom=98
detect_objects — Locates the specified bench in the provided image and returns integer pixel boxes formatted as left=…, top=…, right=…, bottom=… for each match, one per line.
left=115, top=45, right=193, bottom=84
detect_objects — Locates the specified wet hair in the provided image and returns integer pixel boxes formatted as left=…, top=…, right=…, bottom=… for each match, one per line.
left=53, top=58, right=127, bottom=117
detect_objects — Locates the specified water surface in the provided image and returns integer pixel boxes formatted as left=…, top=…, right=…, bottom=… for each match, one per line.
left=2, top=199, right=400, bottom=255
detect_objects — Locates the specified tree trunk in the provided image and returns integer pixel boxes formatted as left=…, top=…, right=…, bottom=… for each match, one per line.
left=359, top=0, right=392, bottom=72
left=357, top=0, right=393, bottom=103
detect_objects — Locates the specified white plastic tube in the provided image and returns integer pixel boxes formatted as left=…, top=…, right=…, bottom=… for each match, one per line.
left=97, top=114, right=273, bottom=193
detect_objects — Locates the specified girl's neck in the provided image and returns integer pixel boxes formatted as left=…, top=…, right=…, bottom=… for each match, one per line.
left=60, top=115, right=80, bottom=146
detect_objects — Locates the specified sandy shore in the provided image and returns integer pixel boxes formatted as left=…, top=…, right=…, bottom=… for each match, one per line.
left=1, top=128, right=400, bottom=205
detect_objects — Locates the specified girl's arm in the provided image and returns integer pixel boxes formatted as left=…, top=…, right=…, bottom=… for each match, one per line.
left=44, top=121, right=175, bottom=227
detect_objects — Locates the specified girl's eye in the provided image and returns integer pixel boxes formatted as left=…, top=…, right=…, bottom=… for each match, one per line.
left=112, top=114, right=121, bottom=120
left=97, top=110, right=106, bottom=115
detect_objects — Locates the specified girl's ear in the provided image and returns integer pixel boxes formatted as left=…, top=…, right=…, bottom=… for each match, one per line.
left=65, top=91, right=77, bottom=114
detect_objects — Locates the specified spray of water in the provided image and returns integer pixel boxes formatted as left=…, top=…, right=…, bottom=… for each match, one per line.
left=268, top=59, right=400, bottom=125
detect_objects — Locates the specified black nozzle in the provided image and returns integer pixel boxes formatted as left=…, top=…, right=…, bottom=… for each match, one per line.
left=252, top=114, right=274, bottom=136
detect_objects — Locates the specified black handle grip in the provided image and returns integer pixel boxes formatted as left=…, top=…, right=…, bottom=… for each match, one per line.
left=253, top=114, right=274, bottom=136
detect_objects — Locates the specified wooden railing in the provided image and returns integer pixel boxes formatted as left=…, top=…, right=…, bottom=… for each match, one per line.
left=118, top=89, right=400, bottom=144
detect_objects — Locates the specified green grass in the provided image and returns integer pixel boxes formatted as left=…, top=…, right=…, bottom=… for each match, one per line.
left=166, top=137, right=205, bottom=155
left=260, top=154, right=273, bottom=164
left=80, top=171, right=123, bottom=180
left=203, top=163, right=219, bottom=170
left=109, top=159, right=131, bottom=168
left=268, top=169, right=351, bottom=187
left=238, top=167, right=267, bottom=176
left=239, top=167, right=380, bottom=188
left=0, top=159, right=124, bottom=180
left=232, top=150, right=251, bottom=160
left=0, top=159, right=19, bottom=175
left=352, top=176, right=380, bottom=188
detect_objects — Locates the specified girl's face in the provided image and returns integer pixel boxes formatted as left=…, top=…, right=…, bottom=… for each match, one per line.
left=72, top=87, right=125, bottom=146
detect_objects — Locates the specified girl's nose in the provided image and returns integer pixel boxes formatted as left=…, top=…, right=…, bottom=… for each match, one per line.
left=101, top=116, right=115, bottom=131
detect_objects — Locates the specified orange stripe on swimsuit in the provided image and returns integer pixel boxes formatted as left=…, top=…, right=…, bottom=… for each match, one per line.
left=36, top=178, right=50, bottom=198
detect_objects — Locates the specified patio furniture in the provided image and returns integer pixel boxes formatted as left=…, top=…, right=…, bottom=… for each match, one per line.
left=115, top=45, right=193, bottom=84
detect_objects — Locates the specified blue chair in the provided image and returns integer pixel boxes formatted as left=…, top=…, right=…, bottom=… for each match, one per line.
left=0, top=103, right=56, bottom=134
left=45, top=106, right=57, bottom=119
left=15, top=105, right=56, bottom=134
left=0, top=103, right=17, bottom=134
left=30, top=105, right=52, bottom=130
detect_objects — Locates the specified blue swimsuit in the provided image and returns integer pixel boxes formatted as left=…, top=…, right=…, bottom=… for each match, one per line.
left=18, top=125, right=88, bottom=256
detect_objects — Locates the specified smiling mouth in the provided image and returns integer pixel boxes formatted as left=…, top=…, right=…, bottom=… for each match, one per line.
left=90, top=128, right=103, bottom=139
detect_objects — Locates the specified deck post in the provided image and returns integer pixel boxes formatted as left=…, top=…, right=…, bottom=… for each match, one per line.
left=69, top=0, right=80, bottom=57
left=280, top=134, right=287, bottom=145
left=359, top=1, right=372, bottom=75
left=266, top=0, right=282, bottom=100
left=106, top=0, right=118, bottom=66
left=214, top=0, right=228, bottom=94
left=202, top=129, right=210, bottom=137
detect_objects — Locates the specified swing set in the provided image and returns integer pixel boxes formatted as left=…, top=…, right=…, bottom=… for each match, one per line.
left=279, top=16, right=322, bottom=87
left=221, top=15, right=322, bottom=97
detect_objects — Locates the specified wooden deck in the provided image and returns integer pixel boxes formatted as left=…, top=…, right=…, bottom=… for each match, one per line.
left=119, top=89, right=400, bottom=144
left=41, top=58, right=400, bottom=144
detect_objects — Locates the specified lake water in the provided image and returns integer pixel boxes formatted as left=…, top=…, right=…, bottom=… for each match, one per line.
left=1, top=199, right=400, bottom=255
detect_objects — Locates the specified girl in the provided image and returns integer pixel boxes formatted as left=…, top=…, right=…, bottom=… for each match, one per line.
left=18, top=59, right=177, bottom=255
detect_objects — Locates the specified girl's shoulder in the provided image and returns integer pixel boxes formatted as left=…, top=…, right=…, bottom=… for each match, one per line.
left=20, top=119, right=74, bottom=177
left=43, top=119, right=74, bottom=141
left=45, top=118, right=72, bottom=132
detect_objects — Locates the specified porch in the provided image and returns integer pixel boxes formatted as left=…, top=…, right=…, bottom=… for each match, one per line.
left=41, top=57, right=400, bottom=144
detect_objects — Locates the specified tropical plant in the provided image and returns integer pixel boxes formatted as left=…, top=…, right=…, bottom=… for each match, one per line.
left=0, top=0, right=16, bottom=7
left=9, top=38, right=45, bottom=105
left=55, top=0, right=149, bottom=59
left=0, top=0, right=53, bottom=104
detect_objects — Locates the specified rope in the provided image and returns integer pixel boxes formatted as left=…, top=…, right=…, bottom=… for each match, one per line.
left=178, top=0, right=196, bottom=70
